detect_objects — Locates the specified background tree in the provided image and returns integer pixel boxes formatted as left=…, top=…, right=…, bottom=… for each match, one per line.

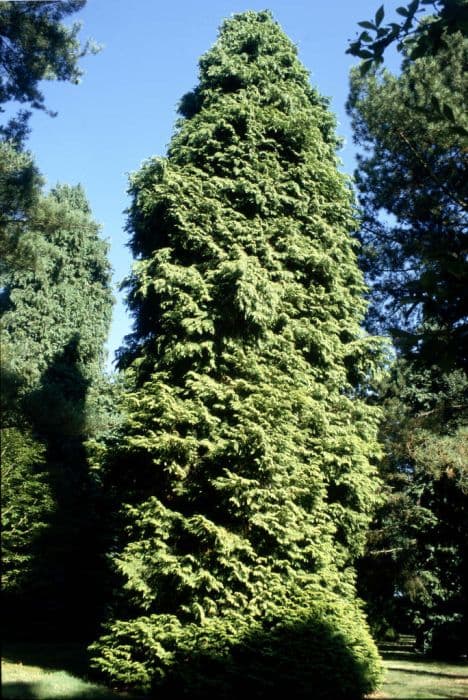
left=0, top=0, right=98, bottom=270
left=0, top=349, right=52, bottom=595
left=1, top=184, right=113, bottom=638
left=1, top=0, right=113, bottom=641
left=0, top=0, right=98, bottom=121
left=90, top=11, right=383, bottom=698
left=347, top=0, right=468, bottom=71
left=0, top=139, right=43, bottom=274
left=347, top=8, right=467, bottom=657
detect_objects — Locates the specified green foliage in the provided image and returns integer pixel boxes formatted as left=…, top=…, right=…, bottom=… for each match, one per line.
left=1, top=183, right=114, bottom=637
left=1, top=426, right=52, bottom=593
left=348, top=8, right=467, bottom=659
left=0, top=0, right=98, bottom=118
left=0, top=0, right=98, bottom=275
left=347, top=32, right=467, bottom=368
left=357, top=362, right=468, bottom=657
left=92, top=10, right=383, bottom=694
left=0, top=139, right=43, bottom=274
left=347, top=0, right=468, bottom=77
left=0, top=0, right=112, bottom=640
left=2, top=183, right=113, bottom=392
left=91, top=588, right=382, bottom=698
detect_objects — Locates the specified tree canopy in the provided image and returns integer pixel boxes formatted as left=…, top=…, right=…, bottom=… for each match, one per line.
left=347, top=0, right=468, bottom=70
left=0, top=0, right=98, bottom=274
left=1, top=183, right=114, bottom=637
left=347, top=31, right=467, bottom=370
left=348, top=7, right=467, bottom=656
left=90, top=11, right=383, bottom=697
left=0, top=0, right=97, bottom=119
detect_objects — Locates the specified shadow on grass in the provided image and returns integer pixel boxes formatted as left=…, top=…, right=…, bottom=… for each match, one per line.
left=1, top=643, right=91, bottom=680
left=2, top=681, right=117, bottom=700
left=379, top=650, right=421, bottom=662
left=385, top=664, right=468, bottom=680
left=1, top=684, right=36, bottom=700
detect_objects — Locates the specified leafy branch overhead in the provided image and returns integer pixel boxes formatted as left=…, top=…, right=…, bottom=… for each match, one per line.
left=347, top=0, right=468, bottom=72
left=0, top=0, right=100, bottom=120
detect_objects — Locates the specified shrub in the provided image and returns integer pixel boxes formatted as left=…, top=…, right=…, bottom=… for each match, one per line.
left=90, top=589, right=382, bottom=699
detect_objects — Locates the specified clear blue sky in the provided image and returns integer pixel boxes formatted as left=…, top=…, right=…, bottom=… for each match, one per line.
left=22, top=0, right=398, bottom=371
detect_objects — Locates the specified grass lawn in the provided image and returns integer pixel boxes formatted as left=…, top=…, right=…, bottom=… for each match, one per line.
left=369, top=638, right=468, bottom=699
left=1, top=643, right=142, bottom=700
left=1, top=659, right=121, bottom=699
left=2, top=638, right=467, bottom=699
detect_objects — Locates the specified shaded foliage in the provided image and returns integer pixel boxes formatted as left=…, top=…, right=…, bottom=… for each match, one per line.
left=348, top=18, right=467, bottom=657
left=347, top=33, right=467, bottom=368
left=91, top=589, right=381, bottom=698
left=357, top=363, right=468, bottom=656
left=1, top=185, right=113, bottom=639
left=347, top=0, right=468, bottom=76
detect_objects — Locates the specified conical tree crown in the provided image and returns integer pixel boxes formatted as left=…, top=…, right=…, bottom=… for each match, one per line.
left=2, top=183, right=112, bottom=389
left=93, top=11, right=383, bottom=697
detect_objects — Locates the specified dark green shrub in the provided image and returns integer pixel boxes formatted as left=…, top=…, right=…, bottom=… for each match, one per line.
left=427, top=617, right=468, bottom=660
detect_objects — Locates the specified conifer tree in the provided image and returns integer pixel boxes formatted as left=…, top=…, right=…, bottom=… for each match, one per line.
left=92, top=12, right=383, bottom=697
left=1, top=183, right=113, bottom=637
left=347, top=26, right=467, bottom=657
left=1, top=0, right=98, bottom=273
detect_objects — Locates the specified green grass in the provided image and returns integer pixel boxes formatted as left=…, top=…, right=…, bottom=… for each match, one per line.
left=369, top=638, right=468, bottom=699
left=1, top=643, right=139, bottom=700
left=1, top=660, right=121, bottom=699
left=2, top=638, right=467, bottom=699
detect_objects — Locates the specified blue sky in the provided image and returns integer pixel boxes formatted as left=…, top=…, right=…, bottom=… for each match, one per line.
left=20, top=0, right=398, bottom=370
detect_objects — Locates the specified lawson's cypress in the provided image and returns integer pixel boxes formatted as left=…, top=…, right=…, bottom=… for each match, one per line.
left=91, top=11, right=383, bottom=697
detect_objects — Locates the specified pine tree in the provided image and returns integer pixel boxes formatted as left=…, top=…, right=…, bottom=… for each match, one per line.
left=0, top=138, right=43, bottom=274
left=1, top=0, right=98, bottom=273
left=0, top=0, right=96, bottom=120
left=347, top=24, right=468, bottom=656
left=1, top=183, right=113, bottom=637
left=91, top=12, right=383, bottom=697
left=347, top=31, right=467, bottom=368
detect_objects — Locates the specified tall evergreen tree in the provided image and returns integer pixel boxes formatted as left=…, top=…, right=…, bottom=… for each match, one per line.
left=1, top=1, right=110, bottom=639
left=1, top=183, right=113, bottom=637
left=347, top=24, right=468, bottom=656
left=91, top=11, right=383, bottom=697
left=0, top=139, right=43, bottom=274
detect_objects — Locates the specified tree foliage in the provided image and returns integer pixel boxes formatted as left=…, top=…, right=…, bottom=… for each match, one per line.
left=348, top=12, right=468, bottom=657
left=2, top=184, right=113, bottom=389
left=1, top=184, right=113, bottom=636
left=347, top=32, right=467, bottom=369
left=1, top=427, right=52, bottom=591
left=357, top=363, right=467, bottom=654
left=0, top=0, right=112, bottom=640
left=0, top=138, right=43, bottom=274
left=347, top=0, right=468, bottom=70
left=0, top=0, right=98, bottom=119
left=91, top=11, right=383, bottom=696
left=0, top=0, right=98, bottom=274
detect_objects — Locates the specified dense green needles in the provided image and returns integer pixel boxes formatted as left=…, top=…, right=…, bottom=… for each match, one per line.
left=90, top=11, right=383, bottom=697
